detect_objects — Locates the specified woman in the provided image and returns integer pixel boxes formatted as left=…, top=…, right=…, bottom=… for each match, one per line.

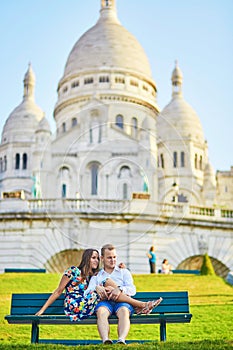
left=147, top=246, right=156, bottom=274
left=161, top=259, right=173, bottom=274
left=36, top=249, right=162, bottom=321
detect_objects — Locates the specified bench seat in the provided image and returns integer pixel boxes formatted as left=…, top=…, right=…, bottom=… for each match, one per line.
left=5, top=291, right=192, bottom=343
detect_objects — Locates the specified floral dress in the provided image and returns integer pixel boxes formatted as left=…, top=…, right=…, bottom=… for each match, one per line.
left=63, top=266, right=100, bottom=322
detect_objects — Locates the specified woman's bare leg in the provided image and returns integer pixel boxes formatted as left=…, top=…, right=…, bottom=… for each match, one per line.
left=104, top=278, right=146, bottom=308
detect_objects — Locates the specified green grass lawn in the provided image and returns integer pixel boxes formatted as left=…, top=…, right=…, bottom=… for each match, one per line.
left=0, top=273, right=232, bottom=349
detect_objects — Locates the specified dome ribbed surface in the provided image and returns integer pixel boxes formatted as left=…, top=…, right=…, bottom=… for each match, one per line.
left=2, top=100, right=44, bottom=137
left=63, top=13, right=152, bottom=79
left=158, top=96, right=205, bottom=142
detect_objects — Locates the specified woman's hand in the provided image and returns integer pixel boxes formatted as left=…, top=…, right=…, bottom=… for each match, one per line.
left=96, top=285, right=108, bottom=300
left=118, top=262, right=126, bottom=268
left=105, top=286, right=121, bottom=301
left=35, top=309, right=43, bottom=316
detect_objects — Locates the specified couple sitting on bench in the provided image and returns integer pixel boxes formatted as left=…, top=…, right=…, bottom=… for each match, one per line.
left=36, top=243, right=163, bottom=345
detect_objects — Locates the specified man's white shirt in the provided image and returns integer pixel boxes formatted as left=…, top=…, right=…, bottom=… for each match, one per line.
left=85, top=265, right=136, bottom=297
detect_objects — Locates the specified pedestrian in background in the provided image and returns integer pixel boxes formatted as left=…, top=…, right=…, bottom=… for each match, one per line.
left=147, top=246, right=156, bottom=273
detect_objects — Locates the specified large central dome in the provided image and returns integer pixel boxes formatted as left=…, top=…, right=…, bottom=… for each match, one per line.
left=63, top=1, right=152, bottom=80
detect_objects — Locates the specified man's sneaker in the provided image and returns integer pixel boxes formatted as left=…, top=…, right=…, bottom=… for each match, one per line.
left=117, top=339, right=126, bottom=345
left=103, top=339, right=113, bottom=345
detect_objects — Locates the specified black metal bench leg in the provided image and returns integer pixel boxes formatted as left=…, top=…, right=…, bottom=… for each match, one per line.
left=31, top=321, right=39, bottom=343
left=160, top=320, right=166, bottom=341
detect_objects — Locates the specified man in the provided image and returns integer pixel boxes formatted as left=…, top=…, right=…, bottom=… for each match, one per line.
left=85, top=243, right=136, bottom=345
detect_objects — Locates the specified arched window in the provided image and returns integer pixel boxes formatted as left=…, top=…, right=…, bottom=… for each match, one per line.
left=181, top=152, right=185, bottom=167
left=72, top=118, right=77, bottom=127
left=62, top=184, right=67, bottom=198
left=160, top=154, right=164, bottom=168
left=119, top=166, right=131, bottom=178
left=59, top=167, right=70, bottom=198
left=116, top=115, right=124, bottom=129
left=199, top=155, right=203, bottom=170
left=0, top=158, right=2, bottom=172
left=4, top=156, right=7, bottom=171
left=91, top=163, right=99, bottom=195
left=15, top=153, right=20, bottom=170
left=194, top=154, right=198, bottom=169
left=22, top=153, right=27, bottom=170
left=62, top=122, right=66, bottom=133
left=173, top=152, right=177, bottom=168
left=131, top=117, right=138, bottom=137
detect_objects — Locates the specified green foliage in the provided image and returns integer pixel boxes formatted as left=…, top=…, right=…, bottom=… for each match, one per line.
left=200, top=254, right=216, bottom=275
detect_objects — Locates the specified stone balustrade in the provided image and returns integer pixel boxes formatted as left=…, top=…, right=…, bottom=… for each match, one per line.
left=0, top=198, right=232, bottom=221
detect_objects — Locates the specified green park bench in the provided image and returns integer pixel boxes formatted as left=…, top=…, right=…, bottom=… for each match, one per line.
left=172, top=270, right=200, bottom=275
left=5, top=291, right=192, bottom=344
left=4, top=268, right=46, bottom=273
left=158, top=269, right=200, bottom=275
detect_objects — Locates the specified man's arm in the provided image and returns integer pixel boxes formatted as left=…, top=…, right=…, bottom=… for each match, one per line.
left=121, top=269, right=136, bottom=296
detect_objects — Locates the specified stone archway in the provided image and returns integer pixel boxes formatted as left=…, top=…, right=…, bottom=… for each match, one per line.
left=176, top=255, right=230, bottom=278
left=45, top=249, right=84, bottom=273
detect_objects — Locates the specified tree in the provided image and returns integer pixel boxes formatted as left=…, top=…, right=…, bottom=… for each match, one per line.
left=200, top=253, right=215, bottom=275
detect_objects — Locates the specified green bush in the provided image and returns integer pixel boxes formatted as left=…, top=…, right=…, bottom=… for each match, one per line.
left=200, top=253, right=215, bottom=275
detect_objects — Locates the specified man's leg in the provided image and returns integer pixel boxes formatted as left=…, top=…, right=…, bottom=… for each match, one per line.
left=116, top=307, right=131, bottom=343
left=96, top=306, right=111, bottom=343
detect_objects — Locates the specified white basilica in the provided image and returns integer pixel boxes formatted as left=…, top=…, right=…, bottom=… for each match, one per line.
left=0, top=0, right=232, bottom=276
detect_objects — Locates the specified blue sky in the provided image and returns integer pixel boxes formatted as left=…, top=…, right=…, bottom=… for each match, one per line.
left=0, top=0, right=232, bottom=171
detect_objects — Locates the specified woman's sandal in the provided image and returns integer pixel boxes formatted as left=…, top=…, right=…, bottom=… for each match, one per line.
left=136, top=297, right=163, bottom=315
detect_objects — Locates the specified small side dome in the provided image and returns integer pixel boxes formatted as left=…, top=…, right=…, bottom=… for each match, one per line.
left=36, top=116, right=51, bottom=133
left=1, top=64, right=44, bottom=143
left=157, top=62, right=205, bottom=143
left=204, top=161, right=216, bottom=187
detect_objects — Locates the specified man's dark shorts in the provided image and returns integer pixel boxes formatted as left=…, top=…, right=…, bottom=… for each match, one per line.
left=95, top=300, right=134, bottom=315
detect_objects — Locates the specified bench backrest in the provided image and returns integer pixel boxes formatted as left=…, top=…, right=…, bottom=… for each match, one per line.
left=172, top=270, right=200, bottom=275
left=9, top=291, right=190, bottom=316
left=4, top=268, right=46, bottom=273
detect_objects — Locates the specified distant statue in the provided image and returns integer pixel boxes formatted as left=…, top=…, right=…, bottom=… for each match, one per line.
left=31, top=174, right=41, bottom=199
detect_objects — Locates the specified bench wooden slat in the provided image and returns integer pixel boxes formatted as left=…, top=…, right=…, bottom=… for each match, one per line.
left=4, top=268, right=46, bottom=273
left=172, top=270, right=200, bottom=275
left=5, top=291, right=192, bottom=343
left=5, top=313, right=192, bottom=325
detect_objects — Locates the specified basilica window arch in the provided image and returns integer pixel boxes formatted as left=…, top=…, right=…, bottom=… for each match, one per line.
left=199, top=155, right=203, bottom=170
left=15, top=153, right=20, bottom=170
left=90, top=162, right=99, bottom=195
left=194, top=153, right=198, bottom=169
left=118, top=165, right=132, bottom=178
left=115, top=115, right=124, bottom=129
left=59, top=166, right=70, bottom=198
left=72, top=117, right=77, bottom=127
left=4, top=156, right=7, bottom=171
left=173, top=151, right=177, bottom=168
left=160, top=154, right=164, bottom=168
left=131, top=117, right=138, bottom=137
left=22, top=153, right=27, bottom=170
left=181, top=151, right=185, bottom=167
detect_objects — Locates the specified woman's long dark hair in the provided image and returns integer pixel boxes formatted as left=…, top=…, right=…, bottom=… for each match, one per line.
left=78, top=249, right=100, bottom=279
